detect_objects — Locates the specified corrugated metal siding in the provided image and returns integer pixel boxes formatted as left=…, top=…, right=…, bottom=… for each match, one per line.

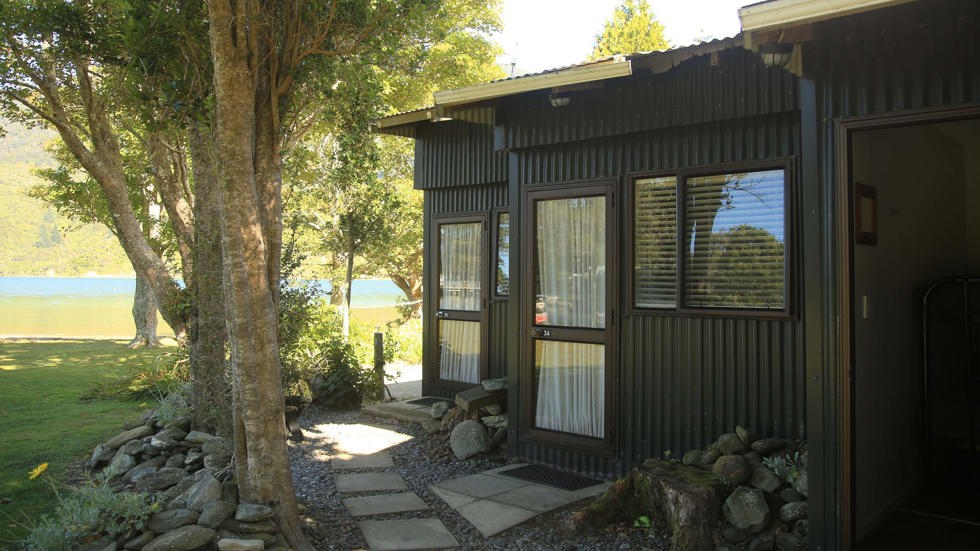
left=429, top=182, right=508, bottom=215
left=503, top=48, right=798, bottom=151
left=514, top=110, right=803, bottom=476
left=488, top=300, right=509, bottom=380
left=415, top=121, right=508, bottom=190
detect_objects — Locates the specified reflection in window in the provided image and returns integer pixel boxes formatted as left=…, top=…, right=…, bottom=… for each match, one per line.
left=495, top=213, right=510, bottom=296
left=439, top=222, right=481, bottom=311
left=685, top=170, right=785, bottom=309
left=634, top=176, right=677, bottom=308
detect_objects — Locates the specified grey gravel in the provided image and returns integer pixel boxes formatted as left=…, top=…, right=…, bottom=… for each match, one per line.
left=289, top=406, right=669, bottom=551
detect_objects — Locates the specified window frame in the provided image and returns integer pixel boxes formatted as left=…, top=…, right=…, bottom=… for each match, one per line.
left=626, top=158, right=795, bottom=319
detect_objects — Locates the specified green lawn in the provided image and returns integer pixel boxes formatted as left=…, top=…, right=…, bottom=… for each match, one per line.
left=0, top=340, right=166, bottom=543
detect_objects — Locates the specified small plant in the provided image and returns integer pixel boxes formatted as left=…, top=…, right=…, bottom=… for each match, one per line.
left=763, top=450, right=804, bottom=482
left=19, top=464, right=157, bottom=550
left=662, top=449, right=673, bottom=461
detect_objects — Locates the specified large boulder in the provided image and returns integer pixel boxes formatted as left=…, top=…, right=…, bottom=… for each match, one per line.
left=148, top=509, right=200, bottom=533
left=712, top=455, right=751, bottom=485
left=105, top=425, right=154, bottom=449
left=722, top=487, right=769, bottom=533
left=186, top=474, right=222, bottom=512
left=450, top=420, right=491, bottom=459
left=199, top=500, right=237, bottom=529
left=749, top=464, right=782, bottom=494
left=137, top=467, right=188, bottom=491
left=716, top=433, right=749, bottom=456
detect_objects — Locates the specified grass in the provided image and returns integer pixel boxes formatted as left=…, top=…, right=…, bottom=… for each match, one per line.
left=0, top=339, right=167, bottom=543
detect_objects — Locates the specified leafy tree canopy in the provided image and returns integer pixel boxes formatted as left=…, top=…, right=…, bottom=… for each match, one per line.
left=591, top=0, right=668, bottom=59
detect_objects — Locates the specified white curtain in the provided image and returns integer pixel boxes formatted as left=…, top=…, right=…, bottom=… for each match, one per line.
left=533, top=197, right=606, bottom=437
left=438, top=222, right=482, bottom=382
left=438, top=320, right=480, bottom=383
left=439, top=223, right=481, bottom=311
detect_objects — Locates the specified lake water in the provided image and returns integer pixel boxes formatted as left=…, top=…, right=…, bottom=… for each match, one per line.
left=0, top=277, right=405, bottom=338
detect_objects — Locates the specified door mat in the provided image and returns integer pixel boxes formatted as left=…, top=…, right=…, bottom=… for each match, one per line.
left=406, top=397, right=453, bottom=407
left=497, top=465, right=604, bottom=492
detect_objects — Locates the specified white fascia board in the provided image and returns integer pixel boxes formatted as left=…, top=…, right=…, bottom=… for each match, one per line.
left=434, top=60, right=633, bottom=108
left=373, top=109, right=435, bottom=130
left=739, top=0, right=916, bottom=32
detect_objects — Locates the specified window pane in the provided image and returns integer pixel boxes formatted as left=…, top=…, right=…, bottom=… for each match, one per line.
left=438, top=320, right=480, bottom=383
left=495, top=213, right=510, bottom=296
left=634, top=176, right=677, bottom=308
left=685, top=170, right=785, bottom=309
left=534, top=340, right=605, bottom=438
left=439, top=222, right=481, bottom=311
left=535, top=196, right=606, bottom=328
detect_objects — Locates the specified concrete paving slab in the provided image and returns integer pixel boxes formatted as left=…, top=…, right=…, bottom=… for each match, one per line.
left=332, top=450, right=395, bottom=470
left=429, top=486, right=478, bottom=509
left=343, top=492, right=428, bottom=516
left=484, top=483, right=580, bottom=513
left=335, top=472, right=408, bottom=493
left=431, top=473, right=526, bottom=499
left=481, top=463, right=529, bottom=475
left=455, top=499, right=538, bottom=537
left=359, top=518, right=458, bottom=550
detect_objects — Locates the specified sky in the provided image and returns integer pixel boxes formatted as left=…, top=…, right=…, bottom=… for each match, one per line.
left=495, top=0, right=758, bottom=76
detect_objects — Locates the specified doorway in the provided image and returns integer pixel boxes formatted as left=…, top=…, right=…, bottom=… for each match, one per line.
left=843, top=112, right=980, bottom=549
left=520, top=182, right=616, bottom=452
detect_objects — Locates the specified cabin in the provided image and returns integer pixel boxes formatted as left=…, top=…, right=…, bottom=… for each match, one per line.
left=374, top=1, right=980, bottom=548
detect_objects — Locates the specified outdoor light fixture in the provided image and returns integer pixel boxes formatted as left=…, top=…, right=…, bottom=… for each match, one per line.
left=759, top=43, right=793, bottom=68
left=548, top=92, right=571, bottom=108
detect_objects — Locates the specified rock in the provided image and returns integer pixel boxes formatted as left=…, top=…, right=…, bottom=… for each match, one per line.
left=780, top=487, right=803, bottom=503
left=202, top=437, right=231, bottom=456
left=780, top=501, right=808, bottom=522
left=744, top=451, right=763, bottom=465
left=736, top=426, right=759, bottom=448
left=138, top=467, right=188, bottom=491
left=682, top=449, right=704, bottom=466
left=455, top=386, right=504, bottom=412
left=791, top=469, right=808, bottom=498
left=105, top=425, right=155, bottom=449
left=751, top=438, right=790, bottom=456
left=749, top=465, right=782, bottom=494
left=484, top=403, right=503, bottom=415
left=123, top=439, right=145, bottom=455
left=164, top=474, right=198, bottom=501
left=164, top=417, right=191, bottom=432
left=148, top=509, right=200, bottom=533
left=124, top=463, right=160, bottom=485
left=184, top=431, right=216, bottom=445
left=747, top=531, right=776, bottom=551
left=165, top=454, right=186, bottom=469
left=480, top=414, right=508, bottom=429
left=236, top=504, right=274, bottom=522
left=184, top=451, right=204, bottom=466
left=150, top=436, right=177, bottom=451
left=716, top=433, right=748, bottom=456
left=481, top=377, right=508, bottom=391
left=218, top=520, right=278, bottom=534
left=793, top=519, right=808, bottom=536
left=719, top=522, right=749, bottom=543
left=90, top=444, right=116, bottom=468
left=217, top=539, right=264, bottom=551
left=712, top=455, right=751, bottom=485
left=491, top=427, right=507, bottom=447
left=143, top=525, right=215, bottom=551
left=123, top=531, right=155, bottom=550
left=156, top=427, right=189, bottom=442
left=450, top=420, right=492, bottom=459
left=107, top=447, right=138, bottom=477
left=192, top=468, right=216, bottom=481
left=775, top=531, right=807, bottom=551
left=186, top=474, right=222, bottom=512
left=199, top=500, right=237, bottom=529
left=722, top=487, right=769, bottom=533
left=221, top=481, right=239, bottom=505
left=247, top=533, right=277, bottom=545
left=431, top=401, right=449, bottom=419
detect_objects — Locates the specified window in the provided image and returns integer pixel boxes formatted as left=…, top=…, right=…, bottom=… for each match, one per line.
left=632, top=166, right=788, bottom=312
left=494, top=212, right=510, bottom=296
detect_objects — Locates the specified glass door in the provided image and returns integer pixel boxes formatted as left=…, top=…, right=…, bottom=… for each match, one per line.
left=523, top=184, right=615, bottom=447
left=435, top=216, right=487, bottom=384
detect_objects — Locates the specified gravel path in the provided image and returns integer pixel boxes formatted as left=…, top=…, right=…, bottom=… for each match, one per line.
left=288, top=406, right=670, bottom=551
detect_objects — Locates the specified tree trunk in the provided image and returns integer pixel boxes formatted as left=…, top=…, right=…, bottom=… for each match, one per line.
left=390, top=274, right=423, bottom=319
left=148, top=126, right=195, bottom=281
left=186, top=121, right=230, bottom=436
left=128, top=273, right=162, bottom=348
left=208, top=2, right=311, bottom=548
left=343, top=248, right=355, bottom=338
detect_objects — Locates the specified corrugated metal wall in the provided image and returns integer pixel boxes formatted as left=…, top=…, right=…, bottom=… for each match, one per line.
left=501, top=48, right=798, bottom=150
left=514, top=110, right=803, bottom=476
left=414, top=121, right=508, bottom=190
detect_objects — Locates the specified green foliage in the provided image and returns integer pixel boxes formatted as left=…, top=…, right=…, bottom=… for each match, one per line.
left=591, top=0, right=669, bottom=59
left=763, top=450, right=804, bottom=483
left=86, top=349, right=190, bottom=401
left=384, top=317, right=422, bottom=365
left=309, top=337, right=381, bottom=410
left=23, top=479, right=156, bottom=550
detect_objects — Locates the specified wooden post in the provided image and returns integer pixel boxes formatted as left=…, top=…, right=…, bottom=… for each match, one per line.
left=374, top=332, right=385, bottom=400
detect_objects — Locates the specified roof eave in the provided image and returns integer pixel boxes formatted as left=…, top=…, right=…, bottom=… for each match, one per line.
left=739, top=0, right=917, bottom=32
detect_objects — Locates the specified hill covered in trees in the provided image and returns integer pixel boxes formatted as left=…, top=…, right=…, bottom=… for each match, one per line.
left=0, top=121, right=132, bottom=276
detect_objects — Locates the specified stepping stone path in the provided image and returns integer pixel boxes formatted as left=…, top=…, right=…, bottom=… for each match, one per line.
left=330, top=448, right=459, bottom=550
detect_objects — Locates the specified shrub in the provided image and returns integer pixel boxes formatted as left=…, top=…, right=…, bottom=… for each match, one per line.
left=384, top=317, right=422, bottom=364
left=85, top=348, right=189, bottom=401
left=22, top=477, right=156, bottom=550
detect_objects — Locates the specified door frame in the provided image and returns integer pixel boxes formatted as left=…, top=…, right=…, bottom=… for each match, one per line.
left=519, top=179, right=619, bottom=455
left=834, top=103, right=980, bottom=548
left=428, top=212, right=490, bottom=391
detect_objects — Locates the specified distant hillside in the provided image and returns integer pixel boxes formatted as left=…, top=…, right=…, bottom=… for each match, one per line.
left=0, top=119, right=133, bottom=276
